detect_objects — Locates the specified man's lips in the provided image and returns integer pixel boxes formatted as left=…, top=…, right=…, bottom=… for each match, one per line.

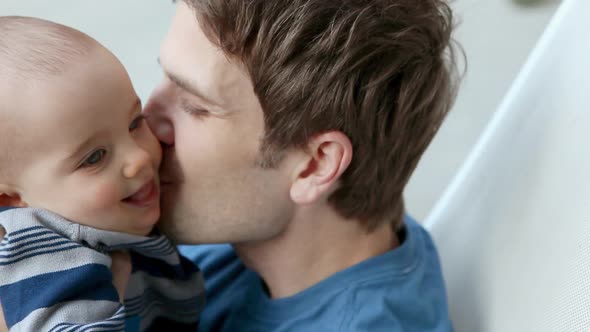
left=123, top=179, right=158, bottom=207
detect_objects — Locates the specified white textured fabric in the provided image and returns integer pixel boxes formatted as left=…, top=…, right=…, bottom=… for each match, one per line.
left=424, top=0, right=590, bottom=331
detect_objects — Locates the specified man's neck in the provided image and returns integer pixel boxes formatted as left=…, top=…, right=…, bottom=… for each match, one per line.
left=234, top=205, right=400, bottom=299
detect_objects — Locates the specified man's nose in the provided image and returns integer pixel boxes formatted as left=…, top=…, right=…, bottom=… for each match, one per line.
left=123, top=147, right=153, bottom=179
left=143, top=89, right=175, bottom=146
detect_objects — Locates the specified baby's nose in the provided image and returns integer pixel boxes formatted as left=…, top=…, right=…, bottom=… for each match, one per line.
left=123, top=149, right=152, bottom=179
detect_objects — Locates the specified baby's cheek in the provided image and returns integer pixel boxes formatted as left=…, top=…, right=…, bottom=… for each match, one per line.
left=59, top=180, right=122, bottom=229
left=91, top=181, right=122, bottom=210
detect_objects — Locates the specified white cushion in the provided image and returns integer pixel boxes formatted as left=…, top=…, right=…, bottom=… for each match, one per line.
left=425, top=0, right=590, bottom=330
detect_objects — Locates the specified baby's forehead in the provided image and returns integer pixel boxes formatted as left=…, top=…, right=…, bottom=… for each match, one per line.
left=0, top=101, right=97, bottom=184
left=0, top=92, right=122, bottom=172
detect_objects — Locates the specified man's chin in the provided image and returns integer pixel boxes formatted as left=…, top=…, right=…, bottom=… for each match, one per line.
left=155, top=205, right=177, bottom=235
left=155, top=208, right=195, bottom=244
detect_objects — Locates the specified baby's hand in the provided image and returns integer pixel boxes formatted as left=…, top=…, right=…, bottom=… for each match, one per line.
left=0, top=301, right=7, bottom=332
left=111, top=251, right=132, bottom=302
left=0, top=226, right=6, bottom=332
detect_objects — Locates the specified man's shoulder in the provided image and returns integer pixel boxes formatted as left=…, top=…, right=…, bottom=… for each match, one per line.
left=333, top=217, right=453, bottom=331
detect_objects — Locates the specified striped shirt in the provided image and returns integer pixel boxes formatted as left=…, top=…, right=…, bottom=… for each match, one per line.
left=0, top=208, right=205, bottom=331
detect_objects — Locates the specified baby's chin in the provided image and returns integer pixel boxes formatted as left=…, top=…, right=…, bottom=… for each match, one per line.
left=128, top=206, right=161, bottom=236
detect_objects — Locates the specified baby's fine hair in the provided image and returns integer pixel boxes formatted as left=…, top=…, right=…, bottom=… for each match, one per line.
left=0, top=16, right=93, bottom=81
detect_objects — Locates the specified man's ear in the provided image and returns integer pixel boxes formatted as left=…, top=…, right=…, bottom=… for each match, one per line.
left=290, top=131, right=352, bottom=205
left=0, top=185, right=28, bottom=207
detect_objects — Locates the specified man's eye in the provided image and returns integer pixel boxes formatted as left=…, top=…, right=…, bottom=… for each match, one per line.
left=181, top=100, right=208, bottom=117
left=129, top=115, right=145, bottom=131
left=81, top=149, right=106, bottom=168
left=183, top=107, right=208, bottom=117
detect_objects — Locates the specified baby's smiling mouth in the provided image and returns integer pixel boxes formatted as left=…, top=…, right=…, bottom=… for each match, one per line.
left=123, top=179, right=159, bottom=207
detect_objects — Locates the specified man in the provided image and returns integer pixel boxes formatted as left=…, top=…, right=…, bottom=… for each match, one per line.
left=0, top=0, right=459, bottom=330
left=143, top=0, right=459, bottom=331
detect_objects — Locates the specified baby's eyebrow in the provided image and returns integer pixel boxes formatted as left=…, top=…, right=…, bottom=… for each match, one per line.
left=65, top=98, right=141, bottom=166
left=157, top=57, right=219, bottom=108
left=66, top=135, right=98, bottom=164
left=129, top=97, right=141, bottom=114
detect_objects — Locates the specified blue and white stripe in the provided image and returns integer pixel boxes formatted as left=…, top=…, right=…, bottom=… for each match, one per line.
left=0, top=208, right=204, bottom=331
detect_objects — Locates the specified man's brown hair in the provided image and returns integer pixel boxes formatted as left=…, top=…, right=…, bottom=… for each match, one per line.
left=183, top=0, right=460, bottom=230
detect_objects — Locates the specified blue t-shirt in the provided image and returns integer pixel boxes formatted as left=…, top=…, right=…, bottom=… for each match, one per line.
left=179, top=216, right=453, bottom=331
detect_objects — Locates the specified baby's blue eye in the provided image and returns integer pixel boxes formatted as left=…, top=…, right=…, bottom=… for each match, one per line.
left=82, top=149, right=106, bottom=167
left=130, top=115, right=144, bottom=131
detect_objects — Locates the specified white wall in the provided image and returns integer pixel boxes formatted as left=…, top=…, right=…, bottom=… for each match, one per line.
left=406, top=0, right=561, bottom=220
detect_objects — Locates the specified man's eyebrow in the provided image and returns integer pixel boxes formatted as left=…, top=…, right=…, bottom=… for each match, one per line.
left=157, top=58, right=218, bottom=107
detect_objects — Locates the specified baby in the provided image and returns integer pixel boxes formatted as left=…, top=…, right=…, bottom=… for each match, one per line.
left=0, top=17, right=203, bottom=331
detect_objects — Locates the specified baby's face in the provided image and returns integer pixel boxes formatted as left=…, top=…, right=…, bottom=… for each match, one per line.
left=12, top=46, right=162, bottom=235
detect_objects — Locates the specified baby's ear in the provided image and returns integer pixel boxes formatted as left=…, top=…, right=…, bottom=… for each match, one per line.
left=0, top=185, right=28, bottom=207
